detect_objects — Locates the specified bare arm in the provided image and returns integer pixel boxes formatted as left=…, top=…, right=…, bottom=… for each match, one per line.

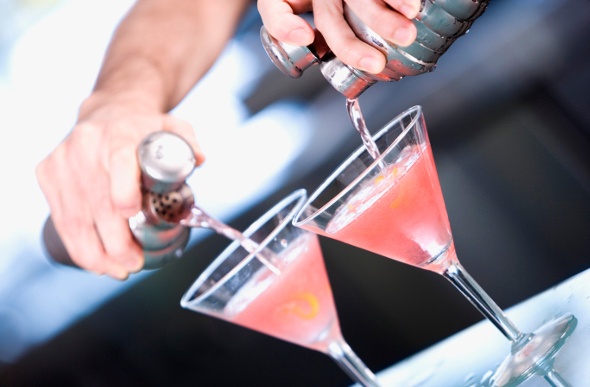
left=36, top=0, right=252, bottom=279
left=88, top=0, right=251, bottom=114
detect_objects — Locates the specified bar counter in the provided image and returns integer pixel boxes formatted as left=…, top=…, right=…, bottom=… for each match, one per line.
left=365, top=268, right=590, bottom=386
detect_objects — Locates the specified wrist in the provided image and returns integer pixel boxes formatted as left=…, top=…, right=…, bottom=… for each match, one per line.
left=79, top=55, right=173, bottom=120
left=78, top=89, right=162, bottom=122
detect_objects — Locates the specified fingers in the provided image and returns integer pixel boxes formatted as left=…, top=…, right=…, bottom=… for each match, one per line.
left=383, top=0, right=421, bottom=20
left=258, top=0, right=315, bottom=46
left=109, top=146, right=141, bottom=216
left=260, top=0, right=420, bottom=75
left=95, top=150, right=145, bottom=273
left=108, top=136, right=142, bottom=218
left=69, top=123, right=139, bottom=271
left=36, top=139, right=133, bottom=279
left=346, top=0, right=418, bottom=46
left=37, top=122, right=143, bottom=278
left=312, top=0, right=387, bottom=73
left=315, top=0, right=419, bottom=73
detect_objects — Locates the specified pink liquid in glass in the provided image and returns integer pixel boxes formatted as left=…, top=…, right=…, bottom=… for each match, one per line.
left=229, top=234, right=341, bottom=351
left=327, top=144, right=455, bottom=272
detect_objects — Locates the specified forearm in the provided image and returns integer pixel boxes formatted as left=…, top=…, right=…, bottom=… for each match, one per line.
left=81, top=0, right=251, bottom=118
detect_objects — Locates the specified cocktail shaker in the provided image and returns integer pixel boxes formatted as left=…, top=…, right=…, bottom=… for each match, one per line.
left=260, top=0, right=490, bottom=99
left=43, top=131, right=197, bottom=270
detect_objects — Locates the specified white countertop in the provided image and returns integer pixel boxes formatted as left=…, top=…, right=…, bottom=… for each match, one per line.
left=364, top=269, right=590, bottom=386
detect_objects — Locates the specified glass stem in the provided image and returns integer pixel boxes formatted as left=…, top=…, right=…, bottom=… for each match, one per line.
left=442, top=262, right=524, bottom=343
left=543, top=368, right=572, bottom=387
left=327, top=339, right=381, bottom=387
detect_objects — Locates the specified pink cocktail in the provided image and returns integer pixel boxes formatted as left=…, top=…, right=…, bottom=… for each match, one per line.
left=181, top=190, right=380, bottom=387
left=294, top=106, right=577, bottom=386
left=230, top=233, right=341, bottom=351
left=325, top=143, right=453, bottom=272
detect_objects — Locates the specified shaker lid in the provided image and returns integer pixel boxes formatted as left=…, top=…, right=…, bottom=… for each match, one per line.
left=138, top=131, right=196, bottom=194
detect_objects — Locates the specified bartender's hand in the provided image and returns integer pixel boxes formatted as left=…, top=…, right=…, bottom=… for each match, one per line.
left=36, top=94, right=204, bottom=280
left=258, top=0, right=420, bottom=74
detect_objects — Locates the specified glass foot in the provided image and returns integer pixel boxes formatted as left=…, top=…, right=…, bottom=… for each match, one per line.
left=490, top=314, right=577, bottom=387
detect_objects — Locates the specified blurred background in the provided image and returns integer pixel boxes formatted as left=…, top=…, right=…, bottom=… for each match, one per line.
left=0, top=0, right=589, bottom=385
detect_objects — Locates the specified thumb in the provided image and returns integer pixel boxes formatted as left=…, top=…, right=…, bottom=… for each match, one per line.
left=163, top=115, right=206, bottom=167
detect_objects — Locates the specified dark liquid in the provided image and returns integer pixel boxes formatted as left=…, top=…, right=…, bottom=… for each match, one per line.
left=180, top=205, right=281, bottom=274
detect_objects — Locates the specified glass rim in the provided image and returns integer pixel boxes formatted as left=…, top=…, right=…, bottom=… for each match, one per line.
left=293, top=104, right=423, bottom=228
left=180, top=189, right=308, bottom=308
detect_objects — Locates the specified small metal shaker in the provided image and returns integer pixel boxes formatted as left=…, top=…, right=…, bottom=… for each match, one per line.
left=261, top=0, right=490, bottom=99
left=43, top=131, right=197, bottom=270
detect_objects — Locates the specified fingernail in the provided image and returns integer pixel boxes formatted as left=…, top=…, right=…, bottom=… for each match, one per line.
left=394, top=27, right=414, bottom=47
left=114, top=270, right=129, bottom=281
left=358, top=56, right=384, bottom=74
left=287, top=28, right=313, bottom=45
left=401, top=3, right=419, bottom=19
left=124, top=258, right=142, bottom=271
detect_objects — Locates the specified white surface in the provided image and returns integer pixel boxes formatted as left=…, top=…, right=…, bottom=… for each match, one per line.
left=366, top=269, right=590, bottom=387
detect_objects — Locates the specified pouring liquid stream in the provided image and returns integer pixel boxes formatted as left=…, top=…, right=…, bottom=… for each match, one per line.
left=346, top=98, right=382, bottom=163
left=180, top=205, right=282, bottom=275
left=173, top=99, right=376, bottom=275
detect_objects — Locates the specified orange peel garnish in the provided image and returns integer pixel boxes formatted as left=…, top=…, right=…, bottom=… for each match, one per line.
left=280, top=292, right=320, bottom=319
left=389, top=190, right=404, bottom=209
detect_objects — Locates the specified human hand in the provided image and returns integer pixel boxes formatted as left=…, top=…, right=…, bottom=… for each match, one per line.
left=36, top=94, right=204, bottom=279
left=258, top=0, right=421, bottom=74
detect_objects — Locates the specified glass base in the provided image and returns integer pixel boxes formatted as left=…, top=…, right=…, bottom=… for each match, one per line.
left=490, top=313, right=577, bottom=387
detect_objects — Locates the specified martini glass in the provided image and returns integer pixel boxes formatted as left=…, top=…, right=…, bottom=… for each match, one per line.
left=292, top=106, right=576, bottom=387
left=180, top=189, right=380, bottom=387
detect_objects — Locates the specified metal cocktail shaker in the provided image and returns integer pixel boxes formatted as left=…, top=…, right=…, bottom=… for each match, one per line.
left=261, top=0, right=490, bottom=99
left=43, top=131, right=197, bottom=270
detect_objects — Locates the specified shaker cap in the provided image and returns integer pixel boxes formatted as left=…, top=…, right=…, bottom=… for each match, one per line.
left=138, top=131, right=196, bottom=194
